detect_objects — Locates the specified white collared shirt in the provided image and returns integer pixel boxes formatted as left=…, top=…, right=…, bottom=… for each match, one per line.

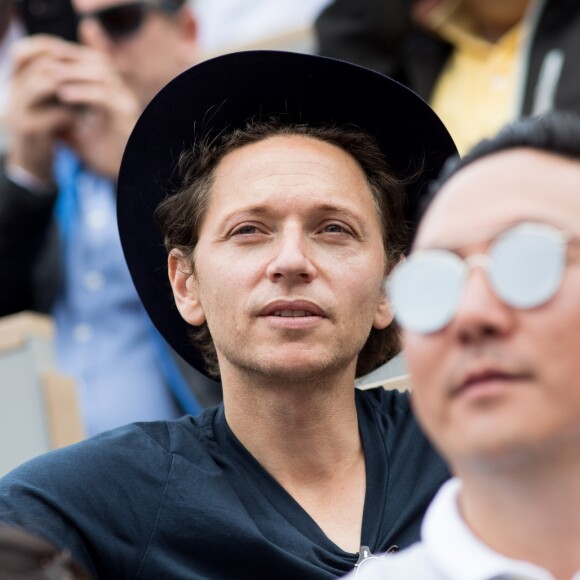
left=351, top=477, right=580, bottom=580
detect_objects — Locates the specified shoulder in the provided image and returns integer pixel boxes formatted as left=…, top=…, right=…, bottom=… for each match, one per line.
left=357, top=383, right=410, bottom=405
left=50, top=411, right=219, bottom=472
left=0, top=410, right=220, bottom=490
left=0, top=422, right=173, bottom=498
left=540, top=0, right=580, bottom=22
left=0, top=414, right=218, bottom=576
left=531, top=0, right=580, bottom=45
left=0, top=408, right=217, bottom=484
left=357, top=386, right=427, bottom=447
left=0, top=155, right=57, bottom=214
left=357, top=385, right=450, bottom=493
left=356, top=385, right=412, bottom=425
left=0, top=413, right=219, bottom=511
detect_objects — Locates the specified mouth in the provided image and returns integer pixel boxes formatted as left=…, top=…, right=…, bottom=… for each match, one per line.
left=453, top=369, right=532, bottom=398
left=259, top=301, right=328, bottom=328
left=272, top=310, right=315, bottom=317
left=261, top=300, right=327, bottom=318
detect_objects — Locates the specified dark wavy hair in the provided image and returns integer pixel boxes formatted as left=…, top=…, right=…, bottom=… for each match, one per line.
left=155, top=117, right=414, bottom=379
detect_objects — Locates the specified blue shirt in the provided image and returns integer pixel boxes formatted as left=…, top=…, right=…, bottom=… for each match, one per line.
left=53, top=152, right=182, bottom=435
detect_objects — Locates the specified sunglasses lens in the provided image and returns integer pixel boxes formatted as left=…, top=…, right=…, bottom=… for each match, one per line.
left=388, top=250, right=466, bottom=334
left=489, top=223, right=566, bottom=309
left=98, top=4, right=147, bottom=39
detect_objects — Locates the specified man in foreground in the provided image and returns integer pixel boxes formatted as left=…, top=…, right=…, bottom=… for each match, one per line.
left=0, top=50, right=456, bottom=578
left=353, top=111, right=580, bottom=578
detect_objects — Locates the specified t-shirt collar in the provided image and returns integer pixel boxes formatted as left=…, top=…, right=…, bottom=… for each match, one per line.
left=421, top=477, right=579, bottom=580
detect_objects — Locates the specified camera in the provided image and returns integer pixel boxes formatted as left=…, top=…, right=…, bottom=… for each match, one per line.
left=14, top=0, right=78, bottom=43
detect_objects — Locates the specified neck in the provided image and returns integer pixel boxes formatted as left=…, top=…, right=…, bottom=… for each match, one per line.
left=461, top=0, right=532, bottom=42
left=222, top=363, right=361, bottom=479
left=220, top=363, right=366, bottom=552
left=456, top=450, right=580, bottom=579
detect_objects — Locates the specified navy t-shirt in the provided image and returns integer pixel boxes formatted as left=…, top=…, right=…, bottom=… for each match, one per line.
left=0, top=387, right=449, bottom=579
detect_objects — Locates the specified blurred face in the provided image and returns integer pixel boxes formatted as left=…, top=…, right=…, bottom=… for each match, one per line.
left=462, top=0, right=531, bottom=22
left=170, top=134, right=393, bottom=384
left=404, top=149, right=580, bottom=471
left=73, top=0, right=197, bottom=105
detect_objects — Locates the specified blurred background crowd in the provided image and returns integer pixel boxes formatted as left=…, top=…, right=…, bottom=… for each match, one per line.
left=0, top=0, right=579, bottom=461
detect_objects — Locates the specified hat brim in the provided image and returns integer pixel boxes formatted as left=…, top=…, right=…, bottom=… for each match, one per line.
left=117, top=50, right=457, bottom=377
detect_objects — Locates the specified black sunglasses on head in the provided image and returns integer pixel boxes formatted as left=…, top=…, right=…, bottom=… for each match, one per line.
left=78, top=1, right=181, bottom=41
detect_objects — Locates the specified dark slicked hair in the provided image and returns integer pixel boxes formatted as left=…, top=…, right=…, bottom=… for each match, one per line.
left=416, top=111, right=580, bottom=231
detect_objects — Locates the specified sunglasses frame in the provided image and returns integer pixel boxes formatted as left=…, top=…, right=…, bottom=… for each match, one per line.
left=77, top=1, right=181, bottom=41
left=387, top=221, right=574, bottom=334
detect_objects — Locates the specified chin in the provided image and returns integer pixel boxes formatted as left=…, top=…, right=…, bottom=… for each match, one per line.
left=452, top=434, right=561, bottom=474
left=248, top=355, right=354, bottom=386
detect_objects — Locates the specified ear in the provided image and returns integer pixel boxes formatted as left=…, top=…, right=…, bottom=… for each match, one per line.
left=176, top=6, right=199, bottom=53
left=168, top=251, right=206, bottom=326
left=372, top=279, right=395, bottom=330
left=373, top=252, right=406, bottom=329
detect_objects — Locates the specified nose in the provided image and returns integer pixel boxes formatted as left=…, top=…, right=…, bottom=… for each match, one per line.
left=451, top=266, right=515, bottom=345
left=266, top=227, right=317, bottom=284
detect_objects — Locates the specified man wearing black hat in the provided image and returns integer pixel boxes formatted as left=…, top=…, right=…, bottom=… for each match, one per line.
left=0, top=50, right=456, bottom=578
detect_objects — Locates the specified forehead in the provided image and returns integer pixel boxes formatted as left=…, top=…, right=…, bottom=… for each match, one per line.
left=415, top=149, right=580, bottom=249
left=72, top=0, right=145, bottom=11
left=208, top=133, right=380, bottom=216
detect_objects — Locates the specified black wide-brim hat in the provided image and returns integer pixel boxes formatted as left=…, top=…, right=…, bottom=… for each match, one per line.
left=117, top=50, right=457, bottom=377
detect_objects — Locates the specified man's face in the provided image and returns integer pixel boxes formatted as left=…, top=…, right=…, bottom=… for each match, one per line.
left=72, top=0, right=197, bottom=105
left=404, top=149, right=580, bottom=472
left=172, top=134, right=394, bottom=385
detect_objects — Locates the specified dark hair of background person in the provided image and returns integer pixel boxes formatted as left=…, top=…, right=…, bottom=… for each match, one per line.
left=417, top=111, right=580, bottom=233
left=0, top=0, right=15, bottom=40
left=0, top=526, right=93, bottom=579
left=155, top=117, right=414, bottom=379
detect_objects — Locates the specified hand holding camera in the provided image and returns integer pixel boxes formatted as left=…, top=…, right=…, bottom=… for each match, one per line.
left=6, top=30, right=141, bottom=183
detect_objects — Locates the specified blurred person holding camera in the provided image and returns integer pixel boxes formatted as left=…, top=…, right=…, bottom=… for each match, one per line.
left=0, top=0, right=219, bottom=436
left=0, top=0, right=24, bottom=129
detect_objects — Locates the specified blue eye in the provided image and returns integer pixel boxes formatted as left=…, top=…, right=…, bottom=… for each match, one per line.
left=324, top=223, right=349, bottom=234
left=233, top=225, right=259, bottom=235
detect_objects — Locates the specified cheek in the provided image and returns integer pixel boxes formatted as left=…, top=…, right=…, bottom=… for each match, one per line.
left=336, top=246, right=385, bottom=294
left=403, top=332, right=448, bottom=428
left=402, top=332, right=441, bottom=382
left=530, top=318, right=580, bottom=394
left=341, top=268, right=384, bottom=318
left=195, top=257, right=251, bottom=318
left=519, top=283, right=580, bottom=383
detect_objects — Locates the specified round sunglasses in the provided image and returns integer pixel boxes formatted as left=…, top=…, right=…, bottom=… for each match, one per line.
left=387, top=222, right=577, bottom=334
left=77, top=1, right=181, bottom=41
